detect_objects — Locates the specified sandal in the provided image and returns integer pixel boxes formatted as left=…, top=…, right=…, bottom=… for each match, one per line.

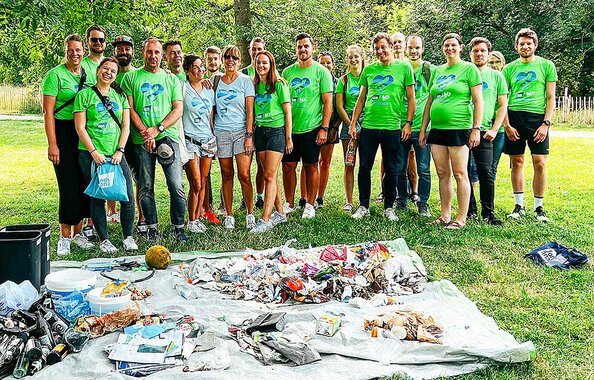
left=445, top=221, right=466, bottom=230
left=428, top=217, right=450, bottom=226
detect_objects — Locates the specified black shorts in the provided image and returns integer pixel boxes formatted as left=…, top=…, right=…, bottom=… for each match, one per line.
left=282, top=128, right=321, bottom=164
left=426, top=128, right=471, bottom=147
left=504, top=110, right=549, bottom=155
left=254, top=125, right=285, bottom=153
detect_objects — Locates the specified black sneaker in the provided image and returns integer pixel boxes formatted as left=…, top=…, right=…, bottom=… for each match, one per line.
left=255, top=196, right=264, bottom=210
left=298, top=197, right=307, bottom=209
left=315, top=197, right=323, bottom=209
left=82, top=225, right=98, bottom=242
left=417, top=202, right=431, bottom=217
left=507, top=204, right=526, bottom=219
left=467, top=211, right=479, bottom=220
left=174, top=227, right=189, bottom=242
left=484, top=214, right=503, bottom=226
left=534, top=206, right=550, bottom=223
left=137, top=222, right=148, bottom=237
left=147, top=227, right=159, bottom=243
left=395, top=200, right=408, bottom=211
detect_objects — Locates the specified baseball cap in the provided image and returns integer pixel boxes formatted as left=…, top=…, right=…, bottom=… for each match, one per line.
left=112, top=35, right=134, bottom=47
left=156, top=137, right=175, bottom=166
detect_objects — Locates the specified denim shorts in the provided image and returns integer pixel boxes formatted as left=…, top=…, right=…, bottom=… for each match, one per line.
left=186, top=137, right=215, bottom=158
left=340, top=112, right=363, bottom=140
left=254, top=125, right=285, bottom=153
left=215, top=129, right=245, bottom=158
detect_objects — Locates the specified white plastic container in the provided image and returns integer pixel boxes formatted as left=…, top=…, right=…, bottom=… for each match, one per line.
left=45, top=269, right=97, bottom=300
left=87, top=288, right=131, bottom=316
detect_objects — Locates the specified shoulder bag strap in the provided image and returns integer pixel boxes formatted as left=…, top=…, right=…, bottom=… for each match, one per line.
left=91, top=85, right=122, bottom=129
left=54, top=67, right=87, bottom=114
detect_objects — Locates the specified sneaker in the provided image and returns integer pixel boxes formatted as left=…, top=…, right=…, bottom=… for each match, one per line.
left=384, top=207, right=399, bottom=222
left=56, top=236, right=71, bottom=257
left=147, top=227, right=159, bottom=243
left=137, top=222, right=148, bottom=237
left=174, top=227, right=189, bottom=242
left=255, top=196, right=264, bottom=210
left=202, top=210, right=221, bottom=225
left=270, top=211, right=287, bottom=226
left=283, top=202, right=296, bottom=214
left=352, top=206, right=370, bottom=219
left=249, top=218, right=274, bottom=233
left=72, top=233, right=94, bottom=250
left=315, top=197, right=324, bottom=209
left=484, top=214, right=504, bottom=226
left=246, top=214, right=256, bottom=229
left=82, top=225, right=98, bottom=242
left=467, top=211, right=479, bottom=220
left=534, top=206, right=550, bottom=223
left=507, top=204, right=526, bottom=219
left=123, top=236, right=138, bottom=251
left=342, top=203, right=353, bottom=213
left=298, top=197, right=307, bottom=209
left=374, top=192, right=384, bottom=203
left=394, top=200, right=408, bottom=211
left=99, top=239, right=118, bottom=254
left=188, top=220, right=207, bottom=233
left=216, top=203, right=226, bottom=216
left=302, top=203, right=316, bottom=219
left=223, top=215, right=235, bottom=229
left=107, top=212, right=120, bottom=224
left=417, top=202, right=431, bottom=217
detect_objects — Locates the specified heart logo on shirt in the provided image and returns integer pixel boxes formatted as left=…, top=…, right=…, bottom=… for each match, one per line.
left=96, top=101, right=120, bottom=119
left=290, top=77, right=311, bottom=94
left=372, top=75, right=394, bottom=92
left=348, top=86, right=360, bottom=97
left=255, top=93, right=272, bottom=110
left=191, top=97, right=208, bottom=111
left=140, top=83, right=164, bottom=103
left=436, top=74, right=456, bottom=90
left=415, top=80, right=422, bottom=91
left=515, top=71, right=537, bottom=89
left=482, top=81, right=489, bottom=91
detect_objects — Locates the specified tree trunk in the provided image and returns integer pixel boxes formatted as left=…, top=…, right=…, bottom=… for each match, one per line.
left=234, top=0, right=251, bottom=68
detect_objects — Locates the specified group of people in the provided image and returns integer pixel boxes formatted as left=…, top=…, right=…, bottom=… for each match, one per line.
left=41, top=25, right=557, bottom=256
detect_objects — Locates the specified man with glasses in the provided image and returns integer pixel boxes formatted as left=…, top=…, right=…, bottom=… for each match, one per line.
left=81, top=25, right=107, bottom=86
left=281, top=32, right=333, bottom=219
left=121, top=37, right=188, bottom=242
left=164, top=40, right=185, bottom=81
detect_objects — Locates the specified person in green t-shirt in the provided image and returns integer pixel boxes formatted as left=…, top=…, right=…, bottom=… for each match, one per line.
left=164, top=40, right=186, bottom=81
left=348, top=32, right=415, bottom=222
left=81, top=25, right=107, bottom=86
left=466, top=37, right=509, bottom=225
left=250, top=50, right=293, bottom=233
left=121, top=37, right=187, bottom=243
left=281, top=32, right=333, bottom=220
left=74, top=57, right=138, bottom=254
left=113, top=35, right=137, bottom=86
left=336, top=44, right=365, bottom=212
left=487, top=50, right=507, bottom=181
left=502, top=28, right=557, bottom=223
left=41, top=34, right=94, bottom=256
left=419, top=33, right=484, bottom=230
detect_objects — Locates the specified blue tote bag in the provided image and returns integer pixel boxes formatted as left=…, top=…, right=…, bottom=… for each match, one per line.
left=84, top=158, right=129, bottom=202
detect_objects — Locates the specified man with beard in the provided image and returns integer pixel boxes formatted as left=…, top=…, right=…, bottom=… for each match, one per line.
left=467, top=36, right=508, bottom=225
left=503, top=28, right=557, bottom=222
left=164, top=40, right=185, bottom=81
left=81, top=25, right=106, bottom=85
left=113, top=35, right=136, bottom=85
left=281, top=33, right=333, bottom=219
left=121, top=37, right=187, bottom=242
left=204, top=46, right=222, bottom=78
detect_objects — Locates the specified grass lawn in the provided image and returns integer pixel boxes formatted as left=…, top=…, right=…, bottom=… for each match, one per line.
left=1, top=120, right=593, bottom=379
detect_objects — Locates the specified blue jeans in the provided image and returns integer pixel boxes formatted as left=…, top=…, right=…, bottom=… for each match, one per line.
left=358, top=128, right=401, bottom=209
left=492, top=132, right=505, bottom=181
left=396, top=132, right=431, bottom=205
left=133, top=142, right=186, bottom=228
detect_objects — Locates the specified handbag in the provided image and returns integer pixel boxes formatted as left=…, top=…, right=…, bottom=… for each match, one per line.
left=84, top=158, right=129, bottom=202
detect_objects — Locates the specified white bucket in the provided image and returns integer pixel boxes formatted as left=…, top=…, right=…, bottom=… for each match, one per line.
left=87, top=288, right=131, bottom=316
left=45, top=269, right=97, bottom=300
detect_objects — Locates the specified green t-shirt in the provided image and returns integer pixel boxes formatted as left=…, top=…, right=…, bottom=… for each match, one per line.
left=41, top=64, right=87, bottom=120
left=429, top=61, right=482, bottom=130
left=255, top=81, right=290, bottom=128
left=174, top=71, right=187, bottom=81
left=359, top=60, right=415, bottom=130
left=282, top=62, right=333, bottom=134
left=477, top=67, right=508, bottom=131
left=502, top=56, right=557, bottom=114
left=116, top=67, right=137, bottom=86
left=121, top=68, right=183, bottom=144
left=81, top=57, right=100, bottom=86
left=407, top=61, right=435, bottom=132
left=335, top=72, right=361, bottom=114
left=241, top=66, right=256, bottom=78
left=73, top=87, right=129, bottom=155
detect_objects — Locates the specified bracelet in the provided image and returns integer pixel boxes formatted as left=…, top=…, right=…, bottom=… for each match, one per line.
left=245, top=131, right=254, bottom=138
left=117, top=147, right=125, bottom=153
left=321, top=126, right=329, bottom=132
left=89, top=148, right=97, bottom=154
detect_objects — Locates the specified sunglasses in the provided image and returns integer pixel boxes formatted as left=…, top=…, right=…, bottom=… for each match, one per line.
left=488, top=60, right=501, bottom=65
left=90, top=37, right=105, bottom=43
left=224, top=54, right=240, bottom=61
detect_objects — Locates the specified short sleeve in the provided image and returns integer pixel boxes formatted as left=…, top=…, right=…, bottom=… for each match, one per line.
left=41, top=70, right=59, bottom=97
left=121, top=71, right=134, bottom=96
left=277, top=81, right=290, bottom=104
left=404, top=63, right=415, bottom=87
left=502, top=64, right=512, bottom=88
left=121, top=93, right=130, bottom=109
left=360, top=66, right=370, bottom=87
left=170, top=74, right=183, bottom=101
left=319, top=67, right=333, bottom=93
left=244, top=76, right=255, bottom=97
left=72, top=90, right=87, bottom=113
left=468, top=64, right=482, bottom=87
left=545, top=60, right=558, bottom=82
left=495, top=71, right=508, bottom=96
left=281, top=67, right=289, bottom=81
left=335, top=75, right=345, bottom=94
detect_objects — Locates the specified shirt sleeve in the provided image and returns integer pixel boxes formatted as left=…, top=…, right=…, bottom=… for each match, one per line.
left=72, top=89, right=86, bottom=113
left=495, top=71, right=508, bottom=95
left=244, top=76, right=255, bottom=97
left=468, top=64, right=483, bottom=87
left=335, top=75, right=345, bottom=94
left=171, top=74, right=183, bottom=101
left=41, top=70, right=59, bottom=97
left=121, top=92, right=130, bottom=109
left=277, top=81, right=290, bottom=104
left=359, top=67, right=369, bottom=87
left=502, top=64, right=512, bottom=88
left=320, top=67, right=334, bottom=94
left=404, top=62, right=415, bottom=87
left=121, top=71, right=133, bottom=96
left=545, top=60, right=558, bottom=82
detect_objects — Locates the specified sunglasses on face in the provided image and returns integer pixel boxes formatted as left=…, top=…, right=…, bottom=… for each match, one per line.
left=488, top=60, right=501, bottom=65
left=90, top=37, right=105, bottom=43
left=224, top=54, right=240, bottom=61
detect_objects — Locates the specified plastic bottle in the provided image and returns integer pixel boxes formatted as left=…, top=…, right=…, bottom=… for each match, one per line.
left=174, top=284, right=198, bottom=300
left=345, top=137, right=357, bottom=167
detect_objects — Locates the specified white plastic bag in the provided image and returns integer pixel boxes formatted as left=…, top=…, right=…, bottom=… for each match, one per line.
left=0, top=280, right=38, bottom=316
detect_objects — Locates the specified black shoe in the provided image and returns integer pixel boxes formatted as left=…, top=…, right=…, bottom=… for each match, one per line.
left=395, top=200, right=407, bottom=211
left=484, top=214, right=503, bottom=226
left=315, top=197, right=323, bottom=209
left=239, top=199, right=246, bottom=211
left=534, top=206, right=550, bottom=223
left=82, top=225, right=98, bottom=242
left=298, top=197, right=307, bottom=209
left=137, top=222, right=148, bottom=237
left=467, top=211, right=479, bottom=220
left=147, top=227, right=159, bottom=243
left=174, top=227, right=189, bottom=242
left=255, top=196, right=264, bottom=210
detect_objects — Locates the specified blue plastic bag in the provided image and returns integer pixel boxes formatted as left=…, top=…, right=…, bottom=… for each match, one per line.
left=525, top=241, right=588, bottom=270
left=84, top=158, right=129, bottom=201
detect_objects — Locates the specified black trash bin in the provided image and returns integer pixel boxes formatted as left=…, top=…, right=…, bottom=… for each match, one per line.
left=0, top=231, right=43, bottom=290
left=1, top=224, right=51, bottom=285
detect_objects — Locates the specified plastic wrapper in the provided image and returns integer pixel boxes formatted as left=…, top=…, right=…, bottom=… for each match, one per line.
left=183, top=348, right=231, bottom=372
left=53, top=290, right=91, bottom=323
left=0, top=281, right=38, bottom=316
left=319, top=245, right=347, bottom=262
left=74, top=302, right=141, bottom=338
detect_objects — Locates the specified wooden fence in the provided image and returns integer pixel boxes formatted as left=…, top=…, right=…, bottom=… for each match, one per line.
left=0, top=85, right=41, bottom=114
left=555, top=88, right=594, bottom=125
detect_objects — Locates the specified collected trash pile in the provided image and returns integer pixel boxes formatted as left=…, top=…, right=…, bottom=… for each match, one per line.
left=363, top=308, right=444, bottom=344
left=186, top=240, right=428, bottom=304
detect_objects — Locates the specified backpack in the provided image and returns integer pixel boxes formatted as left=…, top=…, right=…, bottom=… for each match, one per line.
left=421, top=61, right=431, bottom=87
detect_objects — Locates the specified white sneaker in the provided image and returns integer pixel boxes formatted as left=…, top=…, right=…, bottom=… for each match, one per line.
left=342, top=203, right=353, bottom=213
left=302, top=203, right=316, bottom=219
left=188, top=220, right=207, bottom=233
left=246, top=214, right=256, bottom=229
left=72, top=233, right=94, bottom=249
left=56, top=236, right=71, bottom=257
left=122, top=236, right=138, bottom=251
left=352, top=206, right=370, bottom=219
left=99, top=239, right=118, bottom=254
left=283, top=202, right=295, bottom=214
left=107, top=212, right=120, bottom=223
left=249, top=218, right=274, bottom=233
left=270, top=211, right=287, bottom=226
left=384, top=207, right=399, bottom=222
left=223, top=215, right=235, bottom=229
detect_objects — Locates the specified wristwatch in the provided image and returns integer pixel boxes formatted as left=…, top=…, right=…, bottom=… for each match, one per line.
left=245, top=131, right=254, bottom=138
left=405, top=120, right=413, bottom=126
left=543, top=120, right=551, bottom=127
left=321, top=126, right=329, bottom=132
left=157, top=123, right=165, bottom=133
left=472, top=126, right=481, bottom=130
left=117, top=147, right=125, bottom=153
